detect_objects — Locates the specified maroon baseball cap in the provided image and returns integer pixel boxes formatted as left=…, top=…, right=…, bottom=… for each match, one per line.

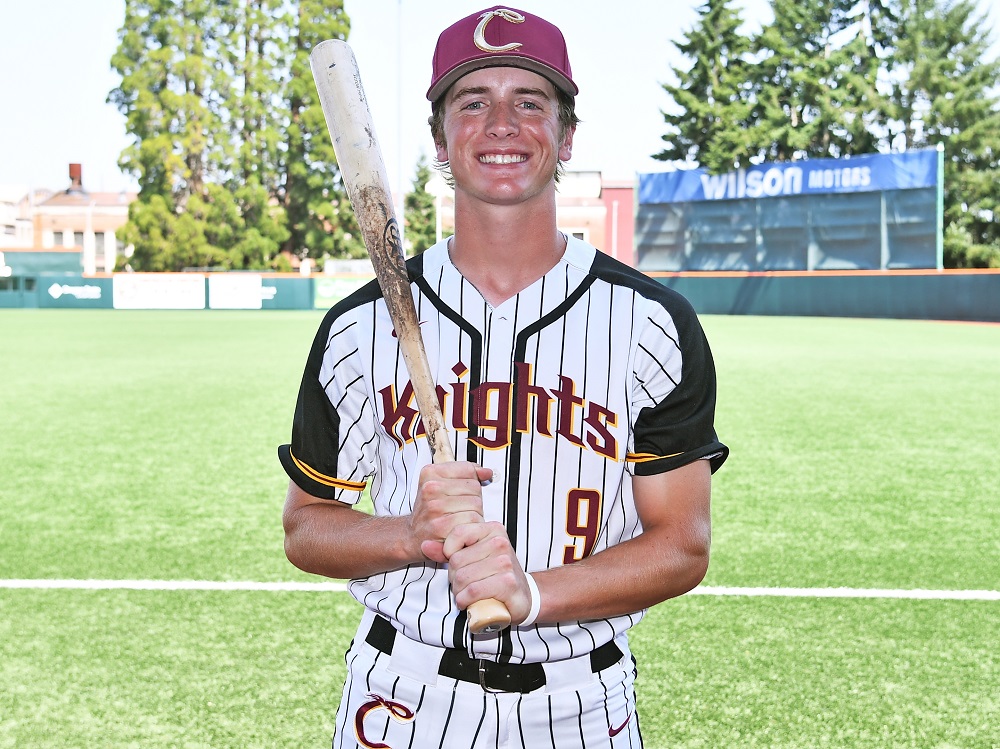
left=426, top=6, right=578, bottom=101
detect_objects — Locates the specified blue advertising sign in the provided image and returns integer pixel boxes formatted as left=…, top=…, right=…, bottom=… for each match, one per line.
left=639, top=149, right=939, bottom=204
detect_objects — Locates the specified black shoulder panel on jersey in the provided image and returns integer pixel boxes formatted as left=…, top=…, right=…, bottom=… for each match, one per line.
left=277, top=276, right=388, bottom=499
left=279, top=253, right=434, bottom=497
left=587, top=249, right=694, bottom=314
left=588, top=251, right=730, bottom=475
left=405, top=250, right=426, bottom=279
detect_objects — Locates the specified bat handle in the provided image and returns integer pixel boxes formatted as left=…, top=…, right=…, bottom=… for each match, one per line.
left=468, top=597, right=512, bottom=633
left=429, top=432, right=513, bottom=633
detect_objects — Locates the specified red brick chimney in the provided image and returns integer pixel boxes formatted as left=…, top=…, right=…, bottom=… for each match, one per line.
left=68, top=163, right=84, bottom=193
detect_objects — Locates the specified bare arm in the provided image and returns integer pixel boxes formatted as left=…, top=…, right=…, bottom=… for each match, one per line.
left=281, top=461, right=494, bottom=580
left=535, top=459, right=712, bottom=621
left=446, top=459, right=712, bottom=624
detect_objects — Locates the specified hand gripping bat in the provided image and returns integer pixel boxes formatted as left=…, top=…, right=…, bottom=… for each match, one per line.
left=310, top=39, right=511, bottom=634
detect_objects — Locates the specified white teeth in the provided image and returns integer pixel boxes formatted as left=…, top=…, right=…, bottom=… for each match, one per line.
left=479, top=154, right=526, bottom=164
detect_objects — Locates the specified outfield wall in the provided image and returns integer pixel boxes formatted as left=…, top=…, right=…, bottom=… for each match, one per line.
left=18, top=272, right=375, bottom=311
left=636, top=149, right=945, bottom=272
left=3, top=269, right=998, bottom=322
left=650, top=269, right=1000, bottom=322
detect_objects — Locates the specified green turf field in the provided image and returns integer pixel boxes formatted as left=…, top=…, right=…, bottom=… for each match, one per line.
left=1, top=310, right=997, bottom=748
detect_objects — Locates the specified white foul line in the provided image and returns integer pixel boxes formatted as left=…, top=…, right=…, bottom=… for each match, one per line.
left=0, top=580, right=997, bottom=600
left=0, top=579, right=349, bottom=592
left=690, top=586, right=1000, bottom=601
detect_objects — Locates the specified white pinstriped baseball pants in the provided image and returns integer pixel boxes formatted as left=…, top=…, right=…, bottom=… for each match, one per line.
left=332, top=610, right=643, bottom=749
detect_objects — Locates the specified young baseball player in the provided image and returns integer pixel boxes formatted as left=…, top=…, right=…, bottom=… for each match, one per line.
left=279, top=6, right=728, bottom=747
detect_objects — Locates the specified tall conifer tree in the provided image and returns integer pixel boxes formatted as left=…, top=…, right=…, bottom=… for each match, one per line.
left=109, top=0, right=362, bottom=271
left=404, top=155, right=438, bottom=255
left=655, top=0, right=754, bottom=171
left=887, top=0, right=1000, bottom=266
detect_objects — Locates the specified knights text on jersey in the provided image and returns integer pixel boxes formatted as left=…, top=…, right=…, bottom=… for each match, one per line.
left=278, top=236, right=728, bottom=663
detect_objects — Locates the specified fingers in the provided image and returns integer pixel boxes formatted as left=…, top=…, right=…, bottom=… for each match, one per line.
left=411, top=465, right=534, bottom=625
left=408, top=462, right=492, bottom=562
left=445, top=522, right=533, bottom=625
left=418, top=461, right=490, bottom=511
left=440, top=520, right=500, bottom=560
left=474, top=464, right=495, bottom=486
left=420, top=539, right=448, bottom=564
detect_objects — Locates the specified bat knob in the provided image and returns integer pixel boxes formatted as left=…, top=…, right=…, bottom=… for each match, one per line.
left=468, top=597, right=512, bottom=634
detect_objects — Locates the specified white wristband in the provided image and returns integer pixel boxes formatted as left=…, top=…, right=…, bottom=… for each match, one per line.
left=520, top=572, right=542, bottom=627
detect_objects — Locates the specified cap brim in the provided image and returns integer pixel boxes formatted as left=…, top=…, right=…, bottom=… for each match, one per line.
left=426, top=56, right=578, bottom=101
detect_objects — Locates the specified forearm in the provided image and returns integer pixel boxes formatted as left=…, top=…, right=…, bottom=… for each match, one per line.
left=532, top=525, right=710, bottom=624
left=282, top=464, right=491, bottom=581
left=283, top=498, right=421, bottom=580
left=444, top=461, right=714, bottom=626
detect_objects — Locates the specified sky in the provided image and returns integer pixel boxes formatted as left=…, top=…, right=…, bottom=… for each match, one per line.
left=1, top=0, right=999, bottom=199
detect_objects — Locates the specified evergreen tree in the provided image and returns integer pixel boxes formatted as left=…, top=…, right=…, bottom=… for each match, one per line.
left=746, top=0, right=886, bottom=162
left=403, top=155, right=438, bottom=255
left=886, top=0, right=1000, bottom=266
left=110, top=0, right=209, bottom=201
left=280, top=0, right=364, bottom=261
left=111, top=0, right=233, bottom=268
left=654, top=0, right=754, bottom=172
left=109, top=0, right=361, bottom=271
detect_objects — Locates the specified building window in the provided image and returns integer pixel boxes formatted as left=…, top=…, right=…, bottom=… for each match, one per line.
left=561, top=228, right=589, bottom=243
left=74, top=231, right=85, bottom=248
left=95, top=234, right=107, bottom=272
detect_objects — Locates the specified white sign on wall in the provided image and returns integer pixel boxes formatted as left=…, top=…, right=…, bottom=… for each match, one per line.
left=113, top=274, right=206, bottom=309
left=208, top=274, right=263, bottom=309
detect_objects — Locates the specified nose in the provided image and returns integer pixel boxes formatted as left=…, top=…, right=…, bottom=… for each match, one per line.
left=486, top=100, right=519, bottom=138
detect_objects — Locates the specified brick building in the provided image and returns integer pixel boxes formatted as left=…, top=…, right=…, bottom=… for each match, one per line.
left=428, top=170, right=635, bottom=266
left=30, top=164, right=136, bottom=274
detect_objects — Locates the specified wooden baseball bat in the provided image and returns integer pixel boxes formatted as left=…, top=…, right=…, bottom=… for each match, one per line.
left=310, top=39, right=511, bottom=634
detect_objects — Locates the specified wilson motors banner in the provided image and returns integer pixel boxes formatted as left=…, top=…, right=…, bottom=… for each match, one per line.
left=638, top=149, right=940, bottom=205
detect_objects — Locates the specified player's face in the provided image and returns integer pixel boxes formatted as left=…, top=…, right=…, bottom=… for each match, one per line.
left=436, top=67, right=574, bottom=207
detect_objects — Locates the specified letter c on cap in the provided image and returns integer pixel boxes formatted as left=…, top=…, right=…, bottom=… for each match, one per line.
left=474, top=9, right=525, bottom=53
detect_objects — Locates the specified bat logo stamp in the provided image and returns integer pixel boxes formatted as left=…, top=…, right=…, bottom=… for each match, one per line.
left=382, top=218, right=405, bottom=276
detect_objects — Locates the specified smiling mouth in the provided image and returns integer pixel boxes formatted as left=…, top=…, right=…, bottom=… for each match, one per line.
left=479, top=154, right=526, bottom=164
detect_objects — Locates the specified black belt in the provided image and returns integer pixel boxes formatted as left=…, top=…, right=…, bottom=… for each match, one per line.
left=365, top=614, right=623, bottom=694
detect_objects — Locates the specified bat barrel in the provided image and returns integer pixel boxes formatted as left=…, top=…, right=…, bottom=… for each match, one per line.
left=310, top=39, right=509, bottom=633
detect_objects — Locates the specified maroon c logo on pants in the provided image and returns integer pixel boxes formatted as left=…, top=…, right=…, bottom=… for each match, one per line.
left=354, top=693, right=415, bottom=749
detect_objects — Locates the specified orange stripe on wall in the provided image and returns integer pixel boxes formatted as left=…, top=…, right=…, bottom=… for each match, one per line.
left=645, top=268, right=1000, bottom=279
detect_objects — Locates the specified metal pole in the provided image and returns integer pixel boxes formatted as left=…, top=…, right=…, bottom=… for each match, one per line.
left=935, top=142, right=945, bottom=270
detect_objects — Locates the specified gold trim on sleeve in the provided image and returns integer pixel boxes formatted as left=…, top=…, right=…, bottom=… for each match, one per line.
left=625, top=451, right=684, bottom=464
left=290, top=451, right=366, bottom=492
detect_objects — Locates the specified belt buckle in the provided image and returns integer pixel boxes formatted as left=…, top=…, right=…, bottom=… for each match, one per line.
left=477, top=659, right=503, bottom=694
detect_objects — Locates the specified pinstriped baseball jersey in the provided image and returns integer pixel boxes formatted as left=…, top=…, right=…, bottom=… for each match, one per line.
left=279, top=236, right=727, bottom=663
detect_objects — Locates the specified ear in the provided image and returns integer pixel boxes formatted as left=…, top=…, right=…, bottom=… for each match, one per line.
left=435, top=140, right=449, bottom=163
left=558, top=126, right=575, bottom=162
